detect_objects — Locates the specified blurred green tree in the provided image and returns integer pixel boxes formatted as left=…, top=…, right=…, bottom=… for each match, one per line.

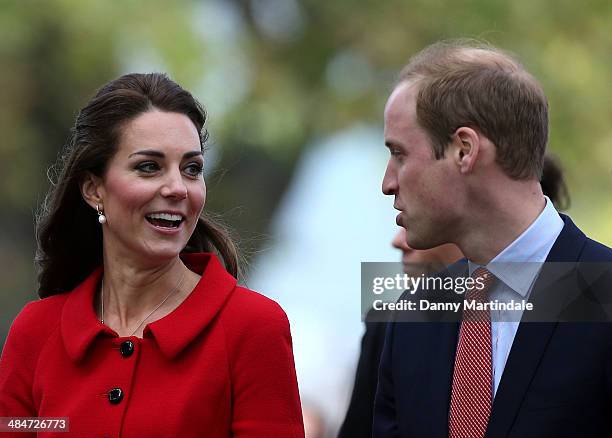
left=1, top=0, right=611, bottom=342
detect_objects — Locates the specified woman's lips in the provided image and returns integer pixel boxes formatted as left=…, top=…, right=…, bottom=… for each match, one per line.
left=145, top=218, right=185, bottom=235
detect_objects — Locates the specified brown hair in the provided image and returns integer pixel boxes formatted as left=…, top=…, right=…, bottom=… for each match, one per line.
left=36, top=73, right=239, bottom=298
left=398, top=39, right=548, bottom=179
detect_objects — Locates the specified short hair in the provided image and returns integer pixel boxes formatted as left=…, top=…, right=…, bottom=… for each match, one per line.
left=398, top=39, right=548, bottom=180
left=36, top=73, right=239, bottom=297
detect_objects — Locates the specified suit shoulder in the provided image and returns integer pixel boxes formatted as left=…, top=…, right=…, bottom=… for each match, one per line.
left=580, top=238, right=612, bottom=262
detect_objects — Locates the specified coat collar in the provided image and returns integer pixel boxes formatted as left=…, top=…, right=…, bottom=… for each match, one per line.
left=61, top=253, right=237, bottom=362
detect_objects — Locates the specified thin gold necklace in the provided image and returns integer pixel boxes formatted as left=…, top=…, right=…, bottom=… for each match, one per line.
left=100, top=273, right=186, bottom=337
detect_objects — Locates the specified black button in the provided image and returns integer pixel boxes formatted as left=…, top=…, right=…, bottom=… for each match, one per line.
left=120, top=340, right=134, bottom=357
left=108, top=388, right=123, bottom=404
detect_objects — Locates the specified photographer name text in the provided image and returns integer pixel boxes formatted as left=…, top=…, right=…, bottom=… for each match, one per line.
left=372, top=299, right=533, bottom=312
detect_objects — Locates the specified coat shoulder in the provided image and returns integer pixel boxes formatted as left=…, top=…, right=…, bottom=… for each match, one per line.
left=221, top=286, right=290, bottom=334
left=9, top=294, right=67, bottom=340
left=2, top=293, right=67, bottom=367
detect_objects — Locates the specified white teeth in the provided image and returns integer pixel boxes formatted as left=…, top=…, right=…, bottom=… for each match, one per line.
left=147, top=213, right=183, bottom=221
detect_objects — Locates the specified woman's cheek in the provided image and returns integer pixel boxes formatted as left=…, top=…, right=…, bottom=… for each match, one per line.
left=192, top=183, right=206, bottom=215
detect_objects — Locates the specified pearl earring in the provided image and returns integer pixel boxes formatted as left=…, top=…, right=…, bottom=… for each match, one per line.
left=96, top=204, right=107, bottom=224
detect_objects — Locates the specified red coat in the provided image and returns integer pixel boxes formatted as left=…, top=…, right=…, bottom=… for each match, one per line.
left=0, top=253, right=304, bottom=437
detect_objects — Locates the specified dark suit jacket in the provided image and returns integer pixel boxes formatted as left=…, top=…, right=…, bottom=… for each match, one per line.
left=339, top=311, right=388, bottom=438
left=373, top=215, right=612, bottom=437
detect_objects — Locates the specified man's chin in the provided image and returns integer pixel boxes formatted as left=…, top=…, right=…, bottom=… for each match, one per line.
left=405, top=231, right=439, bottom=251
left=405, top=237, right=429, bottom=251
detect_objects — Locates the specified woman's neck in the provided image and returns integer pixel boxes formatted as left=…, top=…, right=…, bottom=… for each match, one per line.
left=99, top=253, right=200, bottom=337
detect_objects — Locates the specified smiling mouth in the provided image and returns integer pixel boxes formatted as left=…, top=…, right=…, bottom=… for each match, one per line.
left=145, top=213, right=184, bottom=229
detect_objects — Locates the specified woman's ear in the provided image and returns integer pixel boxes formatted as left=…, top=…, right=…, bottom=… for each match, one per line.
left=80, top=172, right=104, bottom=209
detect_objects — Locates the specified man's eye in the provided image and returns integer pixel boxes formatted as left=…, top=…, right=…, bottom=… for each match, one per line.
left=184, top=163, right=204, bottom=177
left=390, top=147, right=402, bottom=157
left=135, top=162, right=160, bottom=173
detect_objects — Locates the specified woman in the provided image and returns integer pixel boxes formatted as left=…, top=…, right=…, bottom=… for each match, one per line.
left=0, top=73, right=304, bottom=437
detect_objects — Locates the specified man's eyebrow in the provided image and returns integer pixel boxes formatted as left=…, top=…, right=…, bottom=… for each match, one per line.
left=128, top=149, right=203, bottom=159
left=385, top=140, right=400, bottom=149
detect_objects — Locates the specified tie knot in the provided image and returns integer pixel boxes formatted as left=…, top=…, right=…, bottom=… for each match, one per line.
left=467, top=267, right=496, bottom=301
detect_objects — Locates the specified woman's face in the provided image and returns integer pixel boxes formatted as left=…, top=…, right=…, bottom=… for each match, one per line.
left=94, top=110, right=206, bottom=263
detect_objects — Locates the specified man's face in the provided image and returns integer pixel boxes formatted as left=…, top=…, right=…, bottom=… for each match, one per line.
left=382, top=81, right=460, bottom=250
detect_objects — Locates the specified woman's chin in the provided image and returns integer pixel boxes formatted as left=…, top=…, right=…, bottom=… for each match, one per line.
left=135, top=243, right=186, bottom=264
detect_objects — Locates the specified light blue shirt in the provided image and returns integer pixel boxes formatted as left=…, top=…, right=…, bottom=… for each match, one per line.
left=468, top=196, right=564, bottom=397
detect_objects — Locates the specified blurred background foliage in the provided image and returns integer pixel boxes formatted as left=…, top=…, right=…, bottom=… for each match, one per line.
left=1, top=0, right=611, bottom=431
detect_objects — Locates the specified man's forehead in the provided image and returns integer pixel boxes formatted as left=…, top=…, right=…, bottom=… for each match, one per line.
left=385, top=80, right=419, bottom=126
left=386, top=81, right=418, bottom=112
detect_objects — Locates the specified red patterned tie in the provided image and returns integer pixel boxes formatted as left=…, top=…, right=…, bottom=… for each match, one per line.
left=449, top=267, right=496, bottom=438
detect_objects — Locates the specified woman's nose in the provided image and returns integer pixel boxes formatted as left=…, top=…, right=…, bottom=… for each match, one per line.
left=160, top=170, right=188, bottom=199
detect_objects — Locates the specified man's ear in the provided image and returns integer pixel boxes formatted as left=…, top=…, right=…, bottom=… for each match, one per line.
left=80, top=172, right=105, bottom=209
left=451, top=127, right=480, bottom=174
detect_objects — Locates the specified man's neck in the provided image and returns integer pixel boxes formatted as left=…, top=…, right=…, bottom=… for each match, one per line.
left=458, top=182, right=546, bottom=265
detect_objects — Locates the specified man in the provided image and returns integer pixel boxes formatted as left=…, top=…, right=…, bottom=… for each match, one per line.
left=374, top=40, right=612, bottom=437
left=340, top=157, right=570, bottom=438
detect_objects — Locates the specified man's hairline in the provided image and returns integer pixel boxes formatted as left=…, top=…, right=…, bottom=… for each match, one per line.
left=389, top=78, right=446, bottom=161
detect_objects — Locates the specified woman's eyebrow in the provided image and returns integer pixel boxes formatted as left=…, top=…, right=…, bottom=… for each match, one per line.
left=183, top=151, right=204, bottom=159
left=128, top=149, right=203, bottom=159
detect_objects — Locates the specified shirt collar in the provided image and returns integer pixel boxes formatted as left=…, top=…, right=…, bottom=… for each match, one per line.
left=468, top=196, right=564, bottom=297
left=61, top=253, right=237, bottom=362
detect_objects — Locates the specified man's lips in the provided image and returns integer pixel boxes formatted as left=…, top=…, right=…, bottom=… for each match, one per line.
left=396, top=213, right=403, bottom=226
left=393, top=201, right=404, bottom=224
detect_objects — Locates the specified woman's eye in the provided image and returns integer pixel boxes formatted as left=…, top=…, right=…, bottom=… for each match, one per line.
left=184, top=163, right=204, bottom=177
left=135, top=162, right=160, bottom=173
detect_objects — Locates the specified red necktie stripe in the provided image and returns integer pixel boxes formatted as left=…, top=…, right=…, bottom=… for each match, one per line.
left=449, top=267, right=496, bottom=438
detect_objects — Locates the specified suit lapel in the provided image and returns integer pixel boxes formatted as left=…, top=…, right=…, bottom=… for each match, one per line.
left=486, top=322, right=557, bottom=436
left=486, top=214, right=587, bottom=437
left=422, top=322, right=460, bottom=436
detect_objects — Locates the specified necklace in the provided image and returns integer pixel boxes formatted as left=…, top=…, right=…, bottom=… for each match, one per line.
left=100, top=273, right=186, bottom=337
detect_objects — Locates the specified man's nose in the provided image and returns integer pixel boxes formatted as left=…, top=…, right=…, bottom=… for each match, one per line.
left=382, top=161, right=397, bottom=195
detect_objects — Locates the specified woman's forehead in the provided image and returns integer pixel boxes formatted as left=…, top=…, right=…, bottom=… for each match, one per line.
left=117, top=110, right=201, bottom=156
